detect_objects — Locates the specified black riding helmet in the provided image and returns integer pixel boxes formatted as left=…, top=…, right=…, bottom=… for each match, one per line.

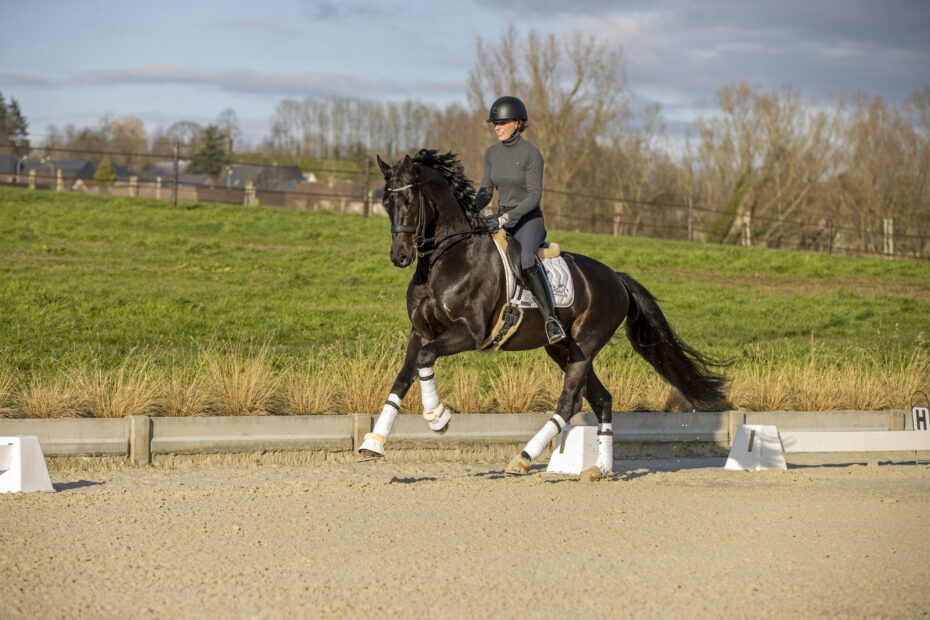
left=486, top=96, right=528, bottom=124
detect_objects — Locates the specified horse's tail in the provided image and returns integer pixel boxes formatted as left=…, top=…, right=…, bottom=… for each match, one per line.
left=616, top=271, right=729, bottom=410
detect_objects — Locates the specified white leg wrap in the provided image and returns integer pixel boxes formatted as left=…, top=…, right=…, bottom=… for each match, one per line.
left=418, top=367, right=440, bottom=412
left=358, top=393, right=402, bottom=455
left=423, top=403, right=452, bottom=432
left=596, top=422, right=613, bottom=474
left=373, top=394, right=402, bottom=437
left=524, top=414, right=567, bottom=461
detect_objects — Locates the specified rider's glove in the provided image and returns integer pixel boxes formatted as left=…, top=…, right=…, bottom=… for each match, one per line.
left=483, top=213, right=510, bottom=231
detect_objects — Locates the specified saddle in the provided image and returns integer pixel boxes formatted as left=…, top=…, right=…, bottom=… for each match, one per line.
left=479, top=229, right=575, bottom=351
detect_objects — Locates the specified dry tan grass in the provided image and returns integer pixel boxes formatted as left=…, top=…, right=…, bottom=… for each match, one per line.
left=727, top=351, right=929, bottom=412
left=729, top=363, right=797, bottom=412
left=446, top=366, right=495, bottom=413
left=332, top=340, right=402, bottom=413
left=3, top=344, right=926, bottom=418
left=157, top=365, right=212, bottom=417
left=18, top=375, right=82, bottom=418
left=0, top=364, right=18, bottom=417
left=277, top=359, right=338, bottom=415
left=203, top=341, right=279, bottom=416
left=69, top=356, right=160, bottom=418
left=489, top=355, right=554, bottom=412
left=600, top=363, right=652, bottom=412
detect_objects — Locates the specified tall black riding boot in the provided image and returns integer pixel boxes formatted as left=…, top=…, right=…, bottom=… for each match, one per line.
left=522, top=263, right=567, bottom=344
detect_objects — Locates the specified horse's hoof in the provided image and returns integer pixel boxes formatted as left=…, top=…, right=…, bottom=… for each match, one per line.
left=426, top=404, right=452, bottom=434
left=357, top=449, right=384, bottom=461
left=504, top=455, right=530, bottom=475
left=580, top=466, right=602, bottom=483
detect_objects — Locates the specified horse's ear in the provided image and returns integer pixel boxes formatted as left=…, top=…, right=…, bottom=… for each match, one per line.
left=402, top=154, right=414, bottom=174
left=376, top=155, right=391, bottom=177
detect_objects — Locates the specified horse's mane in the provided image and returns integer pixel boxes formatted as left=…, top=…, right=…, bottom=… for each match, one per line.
left=412, top=149, right=481, bottom=225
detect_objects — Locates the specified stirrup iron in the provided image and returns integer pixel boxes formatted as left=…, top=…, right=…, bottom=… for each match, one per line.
left=545, top=318, right=567, bottom=344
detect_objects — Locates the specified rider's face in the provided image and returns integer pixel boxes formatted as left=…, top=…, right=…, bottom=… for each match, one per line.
left=493, top=120, right=520, bottom=142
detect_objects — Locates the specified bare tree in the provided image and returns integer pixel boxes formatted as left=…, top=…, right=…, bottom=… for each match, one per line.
left=106, top=116, right=149, bottom=171
left=270, top=99, right=302, bottom=155
left=216, top=108, right=242, bottom=153
left=693, top=84, right=839, bottom=248
left=831, top=91, right=929, bottom=254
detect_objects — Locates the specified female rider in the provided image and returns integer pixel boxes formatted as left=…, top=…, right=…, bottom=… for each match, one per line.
left=475, top=96, right=567, bottom=344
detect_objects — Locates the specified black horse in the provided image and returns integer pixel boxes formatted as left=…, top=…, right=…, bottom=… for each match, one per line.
left=357, top=149, right=727, bottom=474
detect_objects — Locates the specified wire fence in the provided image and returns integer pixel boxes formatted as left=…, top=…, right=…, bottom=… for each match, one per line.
left=2, top=142, right=927, bottom=261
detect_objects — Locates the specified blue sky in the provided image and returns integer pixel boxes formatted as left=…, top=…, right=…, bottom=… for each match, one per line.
left=2, top=0, right=928, bottom=145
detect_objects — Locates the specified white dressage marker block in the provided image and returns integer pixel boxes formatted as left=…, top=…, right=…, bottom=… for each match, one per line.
left=725, top=424, right=787, bottom=471
left=780, top=430, right=930, bottom=453
left=547, top=425, right=597, bottom=474
left=0, top=436, right=55, bottom=493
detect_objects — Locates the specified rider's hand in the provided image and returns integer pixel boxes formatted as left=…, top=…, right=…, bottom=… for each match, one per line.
left=483, top=213, right=510, bottom=230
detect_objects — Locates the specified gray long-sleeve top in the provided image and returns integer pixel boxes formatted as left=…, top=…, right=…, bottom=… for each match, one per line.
left=474, top=134, right=544, bottom=225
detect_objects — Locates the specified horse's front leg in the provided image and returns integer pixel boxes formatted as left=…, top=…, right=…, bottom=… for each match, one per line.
left=414, top=320, right=481, bottom=434
left=357, top=330, right=425, bottom=458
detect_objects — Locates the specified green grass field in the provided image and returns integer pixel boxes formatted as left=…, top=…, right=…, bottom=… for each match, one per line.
left=1, top=187, right=928, bottom=417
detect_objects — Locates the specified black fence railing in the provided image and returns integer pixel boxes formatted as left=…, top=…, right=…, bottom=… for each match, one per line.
left=2, top=142, right=927, bottom=261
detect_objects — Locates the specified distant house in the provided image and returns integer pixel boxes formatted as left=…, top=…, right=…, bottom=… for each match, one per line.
left=216, top=164, right=304, bottom=193
left=285, top=179, right=370, bottom=213
left=139, top=161, right=215, bottom=188
left=139, top=161, right=187, bottom=182
left=0, top=154, right=19, bottom=176
left=178, top=173, right=216, bottom=187
left=18, top=159, right=133, bottom=185
left=20, top=159, right=93, bottom=183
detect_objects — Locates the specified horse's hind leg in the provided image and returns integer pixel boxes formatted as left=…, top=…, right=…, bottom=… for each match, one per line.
left=505, top=342, right=592, bottom=474
left=543, top=344, right=586, bottom=417
left=546, top=347, right=615, bottom=474
left=585, top=368, right=614, bottom=474
left=550, top=338, right=614, bottom=474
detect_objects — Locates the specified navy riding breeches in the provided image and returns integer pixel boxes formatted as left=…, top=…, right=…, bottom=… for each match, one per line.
left=508, top=215, right=546, bottom=271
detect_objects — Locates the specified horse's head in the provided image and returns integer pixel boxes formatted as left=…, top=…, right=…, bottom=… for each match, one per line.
left=378, top=154, right=425, bottom=268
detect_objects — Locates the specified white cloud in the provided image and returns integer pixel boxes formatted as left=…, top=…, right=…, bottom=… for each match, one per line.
left=1, top=65, right=464, bottom=101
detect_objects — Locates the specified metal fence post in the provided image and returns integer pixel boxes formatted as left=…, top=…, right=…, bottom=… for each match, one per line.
left=172, top=142, right=179, bottom=207
left=688, top=195, right=694, bottom=242
left=244, top=181, right=256, bottom=206
left=883, top=218, right=894, bottom=259
left=363, top=157, right=371, bottom=217
left=741, top=213, right=752, bottom=247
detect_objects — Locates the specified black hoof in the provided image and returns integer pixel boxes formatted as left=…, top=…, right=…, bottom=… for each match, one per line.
left=432, top=421, right=450, bottom=435
left=357, top=449, right=384, bottom=461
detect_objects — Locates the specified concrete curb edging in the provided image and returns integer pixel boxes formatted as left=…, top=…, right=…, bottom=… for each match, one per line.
left=0, top=410, right=917, bottom=464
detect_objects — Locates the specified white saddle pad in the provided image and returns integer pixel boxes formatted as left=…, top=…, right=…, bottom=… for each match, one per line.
left=490, top=233, right=575, bottom=309
left=512, top=256, right=574, bottom=308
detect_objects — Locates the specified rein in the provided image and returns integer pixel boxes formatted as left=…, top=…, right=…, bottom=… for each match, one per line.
left=386, top=181, right=485, bottom=257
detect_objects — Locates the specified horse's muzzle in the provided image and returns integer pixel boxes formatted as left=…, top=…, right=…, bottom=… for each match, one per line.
left=390, top=237, right=415, bottom=268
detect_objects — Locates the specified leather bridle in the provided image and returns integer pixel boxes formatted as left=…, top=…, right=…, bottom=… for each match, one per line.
left=385, top=180, right=486, bottom=259
left=385, top=181, right=428, bottom=249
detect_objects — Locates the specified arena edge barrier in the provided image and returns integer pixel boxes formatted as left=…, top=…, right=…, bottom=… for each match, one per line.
left=0, top=410, right=917, bottom=465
